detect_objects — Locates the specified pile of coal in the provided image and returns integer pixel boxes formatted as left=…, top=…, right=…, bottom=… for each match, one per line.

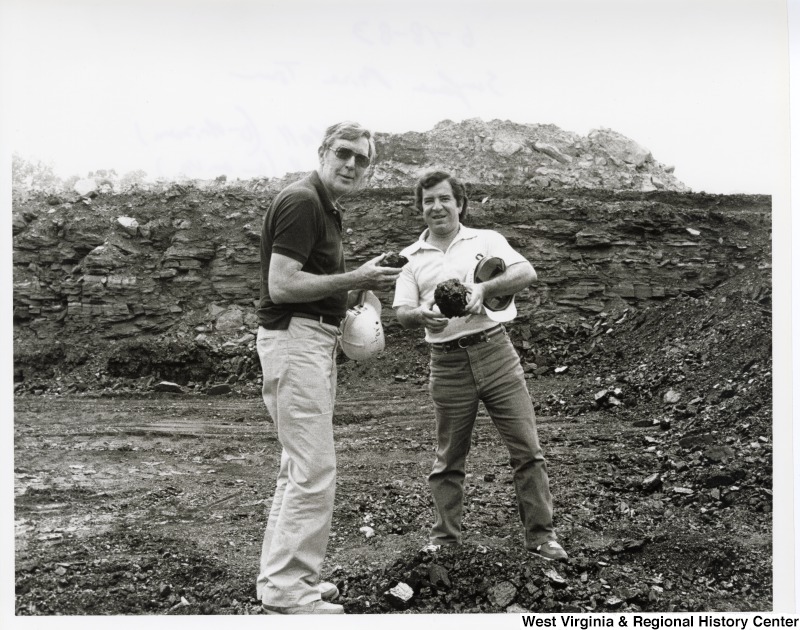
left=381, top=252, right=409, bottom=268
left=434, top=279, right=469, bottom=318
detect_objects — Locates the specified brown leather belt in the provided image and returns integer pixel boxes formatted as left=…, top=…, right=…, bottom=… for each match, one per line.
left=293, top=312, right=342, bottom=327
left=430, top=325, right=504, bottom=353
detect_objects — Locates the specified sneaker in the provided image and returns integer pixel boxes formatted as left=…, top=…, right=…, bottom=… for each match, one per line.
left=262, top=600, right=344, bottom=615
left=319, top=581, right=339, bottom=601
left=420, top=543, right=442, bottom=554
left=534, top=541, right=569, bottom=562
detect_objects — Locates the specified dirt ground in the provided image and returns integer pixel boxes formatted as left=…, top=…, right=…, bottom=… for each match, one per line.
left=14, top=269, right=773, bottom=616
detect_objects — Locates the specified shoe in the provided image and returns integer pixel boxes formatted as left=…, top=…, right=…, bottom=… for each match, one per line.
left=420, top=543, right=442, bottom=554
left=319, top=581, right=339, bottom=601
left=534, top=541, right=569, bottom=562
left=262, top=600, right=344, bottom=615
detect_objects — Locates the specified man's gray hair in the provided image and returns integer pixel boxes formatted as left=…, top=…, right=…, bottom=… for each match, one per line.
left=318, top=121, right=376, bottom=161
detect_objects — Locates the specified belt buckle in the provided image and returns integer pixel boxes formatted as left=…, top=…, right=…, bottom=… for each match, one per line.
left=457, top=333, right=477, bottom=349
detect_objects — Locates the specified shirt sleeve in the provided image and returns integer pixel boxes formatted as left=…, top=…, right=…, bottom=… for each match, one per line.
left=270, top=193, right=319, bottom=264
left=392, top=262, right=420, bottom=309
left=484, top=230, right=529, bottom=268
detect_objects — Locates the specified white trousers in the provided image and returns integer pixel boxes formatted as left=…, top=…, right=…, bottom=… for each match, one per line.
left=255, top=318, right=339, bottom=607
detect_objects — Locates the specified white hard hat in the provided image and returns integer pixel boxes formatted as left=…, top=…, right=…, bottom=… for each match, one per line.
left=340, top=291, right=385, bottom=361
left=468, top=256, right=518, bottom=323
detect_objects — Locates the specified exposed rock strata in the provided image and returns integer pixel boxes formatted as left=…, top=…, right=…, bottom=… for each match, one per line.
left=13, top=184, right=770, bottom=352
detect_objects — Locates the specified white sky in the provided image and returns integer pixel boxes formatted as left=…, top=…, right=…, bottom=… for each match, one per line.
left=0, top=0, right=791, bottom=194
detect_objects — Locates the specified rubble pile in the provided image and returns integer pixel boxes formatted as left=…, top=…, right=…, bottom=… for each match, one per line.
left=370, top=119, right=690, bottom=192
left=334, top=536, right=768, bottom=613
left=527, top=268, right=773, bottom=514
left=15, top=530, right=259, bottom=615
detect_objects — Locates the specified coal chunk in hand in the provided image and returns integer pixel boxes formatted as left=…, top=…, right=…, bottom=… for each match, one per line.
left=381, top=252, right=409, bottom=268
left=434, top=279, right=469, bottom=318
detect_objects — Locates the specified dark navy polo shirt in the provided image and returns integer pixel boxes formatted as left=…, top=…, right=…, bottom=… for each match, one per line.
left=257, top=171, right=346, bottom=329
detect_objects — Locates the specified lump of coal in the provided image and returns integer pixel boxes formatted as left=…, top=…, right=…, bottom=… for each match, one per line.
left=434, top=279, right=469, bottom=318
left=381, top=252, right=409, bottom=268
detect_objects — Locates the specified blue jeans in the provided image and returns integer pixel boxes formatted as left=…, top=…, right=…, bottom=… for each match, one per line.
left=427, top=330, right=556, bottom=549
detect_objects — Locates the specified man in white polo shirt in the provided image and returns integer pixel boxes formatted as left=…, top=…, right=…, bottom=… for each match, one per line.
left=392, top=170, right=567, bottom=562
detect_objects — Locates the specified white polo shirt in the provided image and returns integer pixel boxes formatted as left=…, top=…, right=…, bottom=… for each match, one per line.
left=392, top=224, right=529, bottom=343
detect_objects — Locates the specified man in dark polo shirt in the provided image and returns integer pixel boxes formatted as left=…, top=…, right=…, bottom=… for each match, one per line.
left=255, top=121, right=401, bottom=615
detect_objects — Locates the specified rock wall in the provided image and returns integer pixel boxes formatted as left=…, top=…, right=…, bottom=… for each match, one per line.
left=13, top=183, right=771, bottom=354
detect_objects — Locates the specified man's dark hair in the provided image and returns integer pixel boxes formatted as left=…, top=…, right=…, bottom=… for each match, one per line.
left=414, top=170, right=469, bottom=222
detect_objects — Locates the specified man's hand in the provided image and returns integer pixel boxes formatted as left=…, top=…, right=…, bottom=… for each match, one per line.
left=269, top=252, right=401, bottom=304
left=461, top=261, right=536, bottom=314
left=351, top=254, right=403, bottom=292
left=396, top=301, right=448, bottom=333
left=463, top=283, right=487, bottom=315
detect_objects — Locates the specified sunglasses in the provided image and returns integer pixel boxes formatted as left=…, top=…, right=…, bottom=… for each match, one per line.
left=329, top=146, right=371, bottom=168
